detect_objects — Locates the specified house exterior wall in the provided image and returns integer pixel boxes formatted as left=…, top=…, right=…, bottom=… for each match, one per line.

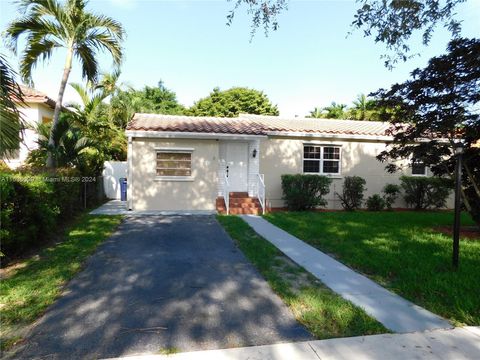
left=260, top=136, right=431, bottom=209
left=130, top=138, right=219, bottom=211
left=4, top=103, right=53, bottom=169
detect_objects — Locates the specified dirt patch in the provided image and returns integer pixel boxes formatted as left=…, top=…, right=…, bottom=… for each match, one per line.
left=272, top=255, right=322, bottom=293
left=432, top=226, right=480, bottom=240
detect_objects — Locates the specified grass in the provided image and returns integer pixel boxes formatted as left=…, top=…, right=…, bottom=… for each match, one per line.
left=264, top=211, right=480, bottom=326
left=0, top=214, right=123, bottom=351
left=217, top=215, right=387, bottom=339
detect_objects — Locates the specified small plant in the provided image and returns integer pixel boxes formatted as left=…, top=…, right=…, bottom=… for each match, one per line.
left=382, top=183, right=401, bottom=210
left=400, top=176, right=453, bottom=210
left=336, top=176, right=366, bottom=211
left=281, top=174, right=332, bottom=211
left=366, top=194, right=386, bottom=211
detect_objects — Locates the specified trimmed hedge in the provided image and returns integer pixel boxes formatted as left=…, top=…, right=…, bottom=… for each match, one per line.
left=400, top=176, right=453, bottom=210
left=281, top=174, right=332, bottom=211
left=1, top=168, right=103, bottom=258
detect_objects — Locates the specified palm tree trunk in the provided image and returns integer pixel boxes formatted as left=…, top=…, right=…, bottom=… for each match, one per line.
left=46, top=45, right=74, bottom=168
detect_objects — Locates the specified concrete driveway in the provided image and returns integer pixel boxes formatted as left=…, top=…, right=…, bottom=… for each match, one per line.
left=16, top=216, right=312, bottom=359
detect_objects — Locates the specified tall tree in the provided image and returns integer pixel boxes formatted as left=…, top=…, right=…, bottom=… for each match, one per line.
left=0, top=54, right=24, bottom=158
left=67, top=74, right=126, bottom=160
left=188, top=87, right=279, bottom=117
left=321, top=102, right=348, bottom=119
left=109, top=80, right=186, bottom=128
left=5, top=0, right=124, bottom=167
left=375, top=38, right=480, bottom=225
left=229, top=0, right=466, bottom=67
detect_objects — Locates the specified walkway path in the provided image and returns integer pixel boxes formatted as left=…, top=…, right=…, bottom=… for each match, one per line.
left=241, top=215, right=452, bottom=333
left=109, top=326, right=480, bottom=360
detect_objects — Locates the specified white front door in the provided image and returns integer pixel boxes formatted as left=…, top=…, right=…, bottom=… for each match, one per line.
left=225, top=142, right=249, bottom=192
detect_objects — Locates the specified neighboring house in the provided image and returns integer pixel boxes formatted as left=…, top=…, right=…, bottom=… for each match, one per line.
left=4, top=86, right=55, bottom=169
left=125, top=113, right=435, bottom=213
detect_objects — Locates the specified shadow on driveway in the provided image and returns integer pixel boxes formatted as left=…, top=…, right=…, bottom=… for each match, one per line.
left=16, top=215, right=312, bottom=359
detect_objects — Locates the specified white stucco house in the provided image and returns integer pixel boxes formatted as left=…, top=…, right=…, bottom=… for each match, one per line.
left=4, top=86, right=55, bottom=169
left=125, top=113, right=436, bottom=214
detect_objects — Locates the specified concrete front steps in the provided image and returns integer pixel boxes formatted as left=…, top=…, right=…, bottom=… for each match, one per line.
left=216, top=192, right=262, bottom=215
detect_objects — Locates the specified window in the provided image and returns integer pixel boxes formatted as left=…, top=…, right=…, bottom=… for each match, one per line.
left=411, top=161, right=427, bottom=176
left=156, top=151, right=192, bottom=177
left=303, top=145, right=341, bottom=175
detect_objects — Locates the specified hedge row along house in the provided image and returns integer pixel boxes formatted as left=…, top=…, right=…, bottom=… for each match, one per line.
left=125, top=113, right=452, bottom=214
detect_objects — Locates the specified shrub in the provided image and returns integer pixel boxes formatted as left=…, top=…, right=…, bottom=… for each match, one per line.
left=281, top=174, right=332, bottom=211
left=400, top=176, right=453, bottom=210
left=382, top=183, right=401, bottom=210
left=336, top=176, right=367, bottom=211
left=366, top=194, right=386, bottom=211
left=0, top=168, right=102, bottom=258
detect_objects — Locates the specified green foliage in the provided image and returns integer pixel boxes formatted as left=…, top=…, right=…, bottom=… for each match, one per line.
left=382, top=183, right=401, bottom=210
left=109, top=80, right=186, bottom=128
left=218, top=216, right=387, bottom=338
left=281, top=174, right=332, bottom=211
left=265, top=211, right=479, bottom=325
left=68, top=76, right=127, bottom=161
left=5, top=0, right=125, bottom=168
left=352, top=0, right=464, bottom=68
left=336, top=176, right=367, bottom=211
left=0, top=214, right=122, bottom=351
left=375, top=38, right=480, bottom=224
left=366, top=194, right=385, bottom=211
left=0, top=54, right=23, bottom=158
left=308, top=102, right=348, bottom=119
left=0, top=169, right=103, bottom=258
left=400, top=176, right=453, bottom=210
left=34, top=114, right=98, bottom=171
left=188, top=87, right=279, bottom=117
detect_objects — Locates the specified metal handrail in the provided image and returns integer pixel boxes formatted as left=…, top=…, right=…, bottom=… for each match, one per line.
left=257, top=173, right=266, bottom=214
left=224, top=172, right=230, bottom=215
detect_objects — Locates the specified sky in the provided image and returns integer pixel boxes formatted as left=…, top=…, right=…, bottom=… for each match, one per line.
left=0, top=0, right=479, bottom=117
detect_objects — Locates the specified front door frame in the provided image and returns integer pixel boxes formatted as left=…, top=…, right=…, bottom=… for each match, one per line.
left=224, top=141, right=249, bottom=192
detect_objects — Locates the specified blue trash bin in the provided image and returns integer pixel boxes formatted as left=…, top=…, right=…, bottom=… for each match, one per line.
left=120, top=178, right=127, bottom=201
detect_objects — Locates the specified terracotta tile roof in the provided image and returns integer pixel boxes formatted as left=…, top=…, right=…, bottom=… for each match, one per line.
left=126, top=113, right=391, bottom=138
left=18, top=85, right=56, bottom=108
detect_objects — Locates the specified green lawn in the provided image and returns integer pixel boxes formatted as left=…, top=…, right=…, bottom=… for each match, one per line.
left=217, top=216, right=387, bottom=339
left=0, top=214, right=123, bottom=351
left=264, top=211, right=480, bottom=326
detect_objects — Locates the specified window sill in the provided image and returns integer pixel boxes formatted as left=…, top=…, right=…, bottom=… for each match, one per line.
left=155, top=176, right=195, bottom=182
left=303, top=173, right=342, bottom=179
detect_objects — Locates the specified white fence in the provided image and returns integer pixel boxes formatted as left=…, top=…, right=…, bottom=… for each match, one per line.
left=103, top=161, right=127, bottom=199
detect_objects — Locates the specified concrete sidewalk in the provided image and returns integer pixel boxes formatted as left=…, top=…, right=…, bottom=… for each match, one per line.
left=240, top=215, right=452, bottom=333
left=108, top=326, right=480, bottom=360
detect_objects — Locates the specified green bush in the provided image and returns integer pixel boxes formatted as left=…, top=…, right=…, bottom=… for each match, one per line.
left=366, top=194, right=386, bottom=211
left=382, top=183, right=401, bottom=210
left=281, top=174, right=332, bottom=211
left=0, top=168, right=101, bottom=258
left=400, top=176, right=453, bottom=210
left=336, top=176, right=367, bottom=211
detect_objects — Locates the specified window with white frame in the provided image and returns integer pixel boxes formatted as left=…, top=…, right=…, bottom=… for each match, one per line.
left=303, top=145, right=341, bottom=175
left=411, top=160, right=427, bottom=176
left=156, top=151, right=192, bottom=177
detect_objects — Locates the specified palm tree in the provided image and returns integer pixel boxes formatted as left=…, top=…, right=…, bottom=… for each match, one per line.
left=5, top=0, right=124, bottom=167
left=322, top=102, right=348, bottom=119
left=36, top=115, right=95, bottom=168
left=0, top=54, right=24, bottom=158
left=308, top=107, right=323, bottom=118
